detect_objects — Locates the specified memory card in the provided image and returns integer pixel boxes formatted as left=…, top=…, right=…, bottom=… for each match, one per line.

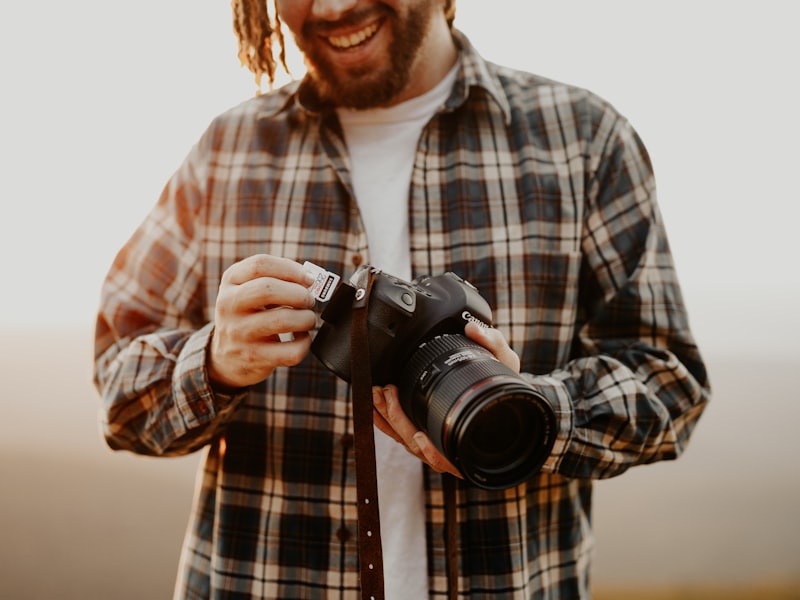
left=303, top=261, right=341, bottom=302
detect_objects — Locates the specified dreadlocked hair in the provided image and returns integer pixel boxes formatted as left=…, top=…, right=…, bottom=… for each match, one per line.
left=444, top=0, right=456, bottom=27
left=231, top=0, right=456, bottom=90
left=231, top=0, right=288, bottom=90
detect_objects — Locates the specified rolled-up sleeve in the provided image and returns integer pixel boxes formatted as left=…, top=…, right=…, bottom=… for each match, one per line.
left=530, top=113, right=710, bottom=480
left=94, top=131, right=246, bottom=456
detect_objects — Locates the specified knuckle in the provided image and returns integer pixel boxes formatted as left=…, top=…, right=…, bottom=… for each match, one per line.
left=259, top=278, right=277, bottom=298
left=251, top=254, right=273, bottom=272
left=224, top=321, right=247, bottom=343
left=300, top=310, right=318, bottom=329
left=277, top=339, right=311, bottom=367
left=372, top=389, right=387, bottom=410
left=264, top=309, right=289, bottom=332
left=237, top=344, right=261, bottom=366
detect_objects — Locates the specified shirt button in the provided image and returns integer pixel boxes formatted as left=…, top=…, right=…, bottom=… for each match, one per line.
left=351, top=254, right=364, bottom=267
left=336, top=526, right=352, bottom=542
left=340, top=433, right=354, bottom=449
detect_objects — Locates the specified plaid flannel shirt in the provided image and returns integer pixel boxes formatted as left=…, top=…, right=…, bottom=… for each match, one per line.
left=94, top=31, right=710, bottom=599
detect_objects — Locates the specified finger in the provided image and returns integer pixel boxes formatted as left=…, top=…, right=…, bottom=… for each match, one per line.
left=464, top=322, right=521, bottom=373
left=247, top=306, right=318, bottom=339
left=231, top=277, right=316, bottom=313
left=371, top=405, right=407, bottom=448
left=222, top=254, right=316, bottom=287
left=237, top=331, right=313, bottom=370
left=372, top=389, right=425, bottom=459
left=413, top=431, right=463, bottom=478
left=208, top=329, right=313, bottom=388
left=373, top=386, right=463, bottom=478
left=372, top=385, right=422, bottom=450
left=255, top=332, right=314, bottom=368
left=372, top=387, right=403, bottom=442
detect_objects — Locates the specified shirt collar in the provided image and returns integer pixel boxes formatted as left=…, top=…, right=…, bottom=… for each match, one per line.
left=445, top=29, right=512, bottom=125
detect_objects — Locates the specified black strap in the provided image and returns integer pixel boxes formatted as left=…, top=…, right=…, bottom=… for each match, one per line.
left=350, top=270, right=385, bottom=600
left=444, top=474, right=459, bottom=600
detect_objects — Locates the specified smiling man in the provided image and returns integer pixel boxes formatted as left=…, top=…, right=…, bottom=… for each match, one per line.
left=278, top=0, right=456, bottom=108
left=95, top=1, right=710, bottom=598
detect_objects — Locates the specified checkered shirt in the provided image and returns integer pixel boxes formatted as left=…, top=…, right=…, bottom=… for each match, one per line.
left=94, top=31, right=710, bottom=599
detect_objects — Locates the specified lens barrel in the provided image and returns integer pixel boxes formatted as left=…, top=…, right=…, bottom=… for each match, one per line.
left=399, top=334, right=556, bottom=490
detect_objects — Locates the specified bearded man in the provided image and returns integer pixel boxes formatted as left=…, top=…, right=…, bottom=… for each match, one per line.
left=95, top=1, right=710, bottom=598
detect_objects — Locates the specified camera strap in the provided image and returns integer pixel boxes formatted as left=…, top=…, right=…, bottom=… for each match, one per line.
left=350, top=268, right=459, bottom=600
left=350, top=268, right=385, bottom=600
left=444, top=474, right=459, bottom=600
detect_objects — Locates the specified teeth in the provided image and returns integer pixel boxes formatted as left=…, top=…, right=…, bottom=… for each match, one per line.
left=328, top=23, right=379, bottom=49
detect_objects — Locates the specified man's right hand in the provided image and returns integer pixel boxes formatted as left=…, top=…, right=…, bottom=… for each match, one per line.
left=207, top=254, right=318, bottom=389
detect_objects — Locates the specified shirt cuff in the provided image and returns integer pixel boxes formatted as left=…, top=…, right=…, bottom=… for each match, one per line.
left=521, top=372, right=575, bottom=474
left=172, top=322, right=246, bottom=428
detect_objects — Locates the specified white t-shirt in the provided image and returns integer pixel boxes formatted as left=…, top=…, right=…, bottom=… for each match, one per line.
left=337, top=62, right=458, bottom=600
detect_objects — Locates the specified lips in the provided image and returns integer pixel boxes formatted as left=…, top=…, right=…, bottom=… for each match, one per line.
left=325, top=21, right=381, bottom=50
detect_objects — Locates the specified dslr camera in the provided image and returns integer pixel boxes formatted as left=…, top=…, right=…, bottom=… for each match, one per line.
left=311, top=266, right=556, bottom=490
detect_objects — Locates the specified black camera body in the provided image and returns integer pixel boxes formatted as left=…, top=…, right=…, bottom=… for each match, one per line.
left=311, top=266, right=556, bottom=490
left=312, top=267, right=492, bottom=385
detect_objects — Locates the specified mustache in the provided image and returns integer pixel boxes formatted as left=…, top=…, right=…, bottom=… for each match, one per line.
left=302, top=6, right=390, bottom=37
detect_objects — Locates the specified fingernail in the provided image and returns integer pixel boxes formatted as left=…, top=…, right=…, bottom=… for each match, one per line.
left=410, top=432, right=425, bottom=455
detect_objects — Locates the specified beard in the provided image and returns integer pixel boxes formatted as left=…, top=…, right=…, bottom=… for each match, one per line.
left=295, top=2, right=437, bottom=109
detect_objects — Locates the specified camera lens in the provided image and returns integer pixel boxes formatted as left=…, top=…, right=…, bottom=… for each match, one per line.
left=398, top=334, right=556, bottom=490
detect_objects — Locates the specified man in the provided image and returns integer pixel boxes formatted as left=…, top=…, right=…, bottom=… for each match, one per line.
left=94, top=0, right=710, bottom=597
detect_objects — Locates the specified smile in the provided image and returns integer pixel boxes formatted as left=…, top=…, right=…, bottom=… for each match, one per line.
left=326, top=22, right=381, bottom=50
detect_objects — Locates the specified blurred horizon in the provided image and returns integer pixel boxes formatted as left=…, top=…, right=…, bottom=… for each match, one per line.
left=2, top=327, right=798, bottom=598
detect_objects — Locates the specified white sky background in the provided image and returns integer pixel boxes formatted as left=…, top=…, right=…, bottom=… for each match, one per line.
left=0, top=1, right=798, bottom=357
